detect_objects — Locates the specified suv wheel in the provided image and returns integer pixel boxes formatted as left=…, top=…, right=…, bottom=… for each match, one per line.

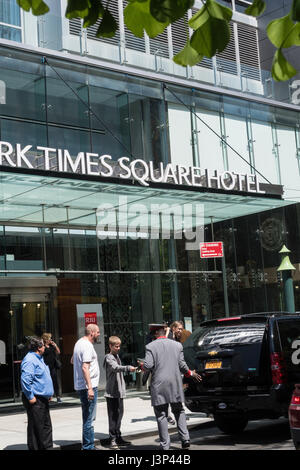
left=185, top=401, right=201, bottom=412
left=214, top=413, right=248, bottom=434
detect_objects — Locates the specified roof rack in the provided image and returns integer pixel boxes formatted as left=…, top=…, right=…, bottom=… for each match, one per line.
left=200, top=311, right=300, bottom=326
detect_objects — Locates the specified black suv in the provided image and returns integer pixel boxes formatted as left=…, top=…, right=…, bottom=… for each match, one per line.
left=183, top=312, right=300, bottom=434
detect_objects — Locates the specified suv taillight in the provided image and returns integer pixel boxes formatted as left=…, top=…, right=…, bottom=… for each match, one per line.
left=291, top=395, right=300, bottom=405
left=291, top=384, right=300, bottom=404
left=270, top=352, right=287, bottom=385
left=289, top=384, right=300, bottom=428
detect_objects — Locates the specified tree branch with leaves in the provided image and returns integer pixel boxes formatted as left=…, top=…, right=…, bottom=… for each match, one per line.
left=16, top=0, right=300, bottom=81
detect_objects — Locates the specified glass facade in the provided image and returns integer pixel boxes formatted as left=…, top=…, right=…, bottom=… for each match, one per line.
left=0, top=0, right=21, bottom=42
left=0, top=46, right=300, bottom=398
left=1, top=0, right=296, bottom=106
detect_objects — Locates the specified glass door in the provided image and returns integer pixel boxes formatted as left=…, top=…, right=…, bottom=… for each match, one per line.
left=11, top=299, right=49, bottom=345
left=0, top=295, right=50, bottom=402
left=0, top=296, right=13, bottom=402
left=9, top=298, right=50, bottom=400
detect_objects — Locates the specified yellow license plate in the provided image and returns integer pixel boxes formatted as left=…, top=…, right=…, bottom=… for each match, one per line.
left=205, top=360, right=222, bottom=369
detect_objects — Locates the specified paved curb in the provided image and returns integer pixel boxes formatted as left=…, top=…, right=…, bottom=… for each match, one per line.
left=0, top=390, right=212, bottom=451
left=59, top=419, right=214, bottom=450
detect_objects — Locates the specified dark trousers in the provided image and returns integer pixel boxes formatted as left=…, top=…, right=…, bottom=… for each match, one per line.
left=22, top=393, right=53, bottom=450
left=106, top=397, right=124, bottom=441
left=49, top=367, right=59, bottom=397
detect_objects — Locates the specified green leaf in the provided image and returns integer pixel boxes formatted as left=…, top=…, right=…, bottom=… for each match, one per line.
left=17, top=0, right=31, bottom=11
left=291, top=0, right=300, bottom=21
left=124, top=0, right=168, bottom=38
left=32, top=0, right=49, bottom=15
left=267, top=14, right=300, bottom=48
left=190, top=16, right=230, bottom=57
left=150, top=0, right=194, bottom=23
left=272, top=48, right=297, bottom=81
left=188, top=0, right=232, bottom=59
left=206, top=0, right=232, bottom=22
left=245, top=0, right=266, bottom=17
left=282, top=22, right=300, bottom=47
left=96, top=8, right=118, bottom=38
left=173, top=40, right=203, bottom=66
left=83, top=1, right=104, bottom=27
left=189, top=5, right=210, bottom=30
left=189, top=0, right=232, bottom=31
left=17, top=0, right=49, bottom=15
left=65, top=0, right=91, bottom=19
left=267, top=14, right=295, bottom=48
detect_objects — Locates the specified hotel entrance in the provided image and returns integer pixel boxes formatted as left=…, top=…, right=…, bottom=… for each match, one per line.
left=0, top=168, right=296, bottom=398
left=0, top=277, right=58, bottom=402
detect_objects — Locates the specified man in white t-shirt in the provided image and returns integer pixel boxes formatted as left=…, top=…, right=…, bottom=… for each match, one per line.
left=72, top=323, right=100, bottom=450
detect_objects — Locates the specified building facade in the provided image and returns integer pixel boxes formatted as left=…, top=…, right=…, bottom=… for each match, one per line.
left=0, top=0, right=300, bottom=399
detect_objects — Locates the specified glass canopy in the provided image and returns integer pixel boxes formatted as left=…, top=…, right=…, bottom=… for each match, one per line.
left=0, top=171, right=294, bottom=232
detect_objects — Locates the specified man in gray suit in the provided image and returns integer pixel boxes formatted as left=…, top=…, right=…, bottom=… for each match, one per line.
left=140, top=325, right=201, bottom=450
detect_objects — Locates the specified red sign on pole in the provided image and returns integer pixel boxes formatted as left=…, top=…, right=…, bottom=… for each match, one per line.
left=84, top=312, right=97, bottom=327
left=200, top=242, right=224, bottom=258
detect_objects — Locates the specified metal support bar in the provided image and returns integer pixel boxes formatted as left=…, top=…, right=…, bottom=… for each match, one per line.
left=222, top=255, right=229, bottom=317
left=0, top=269, right=222, bottom=274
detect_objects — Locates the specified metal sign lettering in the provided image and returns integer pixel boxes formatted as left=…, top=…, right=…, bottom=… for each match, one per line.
left=0, top=141, right=266, bottom=194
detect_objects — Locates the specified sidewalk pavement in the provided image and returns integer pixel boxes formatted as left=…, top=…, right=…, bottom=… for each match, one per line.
left=0, top=389, right=212, bottom=450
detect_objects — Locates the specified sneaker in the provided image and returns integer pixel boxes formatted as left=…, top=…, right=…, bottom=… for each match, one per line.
left=109, top=440, right=120, bottom=450
left=116, top=438, right=131, bottom=447
left=56, top=397, right=62, bottom=403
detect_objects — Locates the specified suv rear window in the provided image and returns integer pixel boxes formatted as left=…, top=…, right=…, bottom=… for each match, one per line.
left=197, top=324, right=266, bottom=349
left=183, top=321, right=268, bottom=379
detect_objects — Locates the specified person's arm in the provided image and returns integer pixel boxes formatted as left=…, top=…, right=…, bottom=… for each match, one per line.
left=142, top=347, right=154, bottom=372
left=106, top=355, right=136, bottom=373
left=184, top=369, right=202, bottom=381
left=82, top=362, right=94, bottom=400
left=21, top=360, right=37, bottom=404
left=51, top=340, right=61, bottom=355
left=179, top=347, right=202, bottom=382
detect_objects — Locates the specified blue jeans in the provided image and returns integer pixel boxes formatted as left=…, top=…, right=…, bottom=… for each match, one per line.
left=78, top=387, right=98, bottom=450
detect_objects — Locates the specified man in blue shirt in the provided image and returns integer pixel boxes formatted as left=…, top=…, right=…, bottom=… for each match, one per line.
left=21, top=337, right=54, bottom=450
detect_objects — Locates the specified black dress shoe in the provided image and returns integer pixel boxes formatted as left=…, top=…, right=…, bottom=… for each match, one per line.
left=182, top=440, right=190, bottom=449
left=116, top=438, right=131, bottom=447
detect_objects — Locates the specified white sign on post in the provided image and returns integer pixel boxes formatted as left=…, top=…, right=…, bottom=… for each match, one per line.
left=76, top=304, right=106, bottom=389
left=184, top=317, right=193, bottom=333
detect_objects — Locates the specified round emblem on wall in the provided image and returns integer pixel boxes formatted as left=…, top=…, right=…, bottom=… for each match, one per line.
left=260, top=217, right=284, bottom=252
